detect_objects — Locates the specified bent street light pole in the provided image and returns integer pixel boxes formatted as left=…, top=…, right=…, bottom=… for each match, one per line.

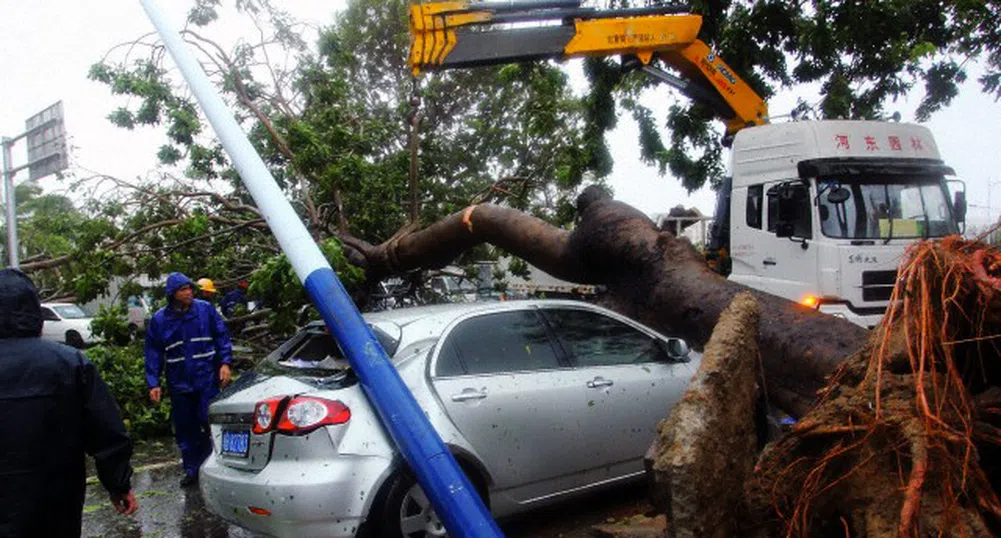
left=2, top=139, right=17, bottom=268
left=137, top=2, right=503, bottom=536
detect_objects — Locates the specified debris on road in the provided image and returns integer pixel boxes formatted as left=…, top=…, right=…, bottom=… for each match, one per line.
left=591, top=514, right=668, bottom=538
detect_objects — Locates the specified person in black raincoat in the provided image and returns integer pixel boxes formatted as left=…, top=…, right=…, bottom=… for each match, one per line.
left=0, top=269, right=138, bottom=538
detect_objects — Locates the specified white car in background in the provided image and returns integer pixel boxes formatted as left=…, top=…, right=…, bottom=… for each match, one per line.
left=125, top=294, right=155, bottom=334
left=40, top=303, right=98, bottom=348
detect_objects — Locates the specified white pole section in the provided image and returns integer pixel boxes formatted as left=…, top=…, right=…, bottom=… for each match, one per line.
left=137, top=4, right=326, bottom=281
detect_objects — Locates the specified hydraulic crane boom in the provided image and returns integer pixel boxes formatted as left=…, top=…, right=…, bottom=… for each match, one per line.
left=409, top=0, right=769, bottom=135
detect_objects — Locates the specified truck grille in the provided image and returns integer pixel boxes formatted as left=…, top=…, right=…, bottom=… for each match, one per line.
left=861, top=270, right=898, bottom=302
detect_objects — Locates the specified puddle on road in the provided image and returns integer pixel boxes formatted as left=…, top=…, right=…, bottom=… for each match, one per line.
left=82, top=464, right=260, bottom=538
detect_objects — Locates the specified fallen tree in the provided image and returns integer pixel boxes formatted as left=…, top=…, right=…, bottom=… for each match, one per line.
left=344, top=186, right=869, bottom=415
left=742, top=236, right=1001, bottom=537
left=597, top=235, right=1001, bottom=538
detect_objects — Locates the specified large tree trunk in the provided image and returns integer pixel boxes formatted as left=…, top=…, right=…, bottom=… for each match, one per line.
left=349, top=187, right=870, bottom=415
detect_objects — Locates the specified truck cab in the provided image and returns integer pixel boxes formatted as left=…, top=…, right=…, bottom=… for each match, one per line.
left=721, top=120, right=962, bottom=328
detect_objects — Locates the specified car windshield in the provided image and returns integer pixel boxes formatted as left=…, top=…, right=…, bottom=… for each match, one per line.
left=256, top=324, right=401, bottom=377
left=817, top=176, right=957, bottom=240
left=52, top=305, right=88, bottom=319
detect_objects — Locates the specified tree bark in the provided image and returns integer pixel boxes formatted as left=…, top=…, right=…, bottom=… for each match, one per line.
left=352, top=187, right=869, bottom=416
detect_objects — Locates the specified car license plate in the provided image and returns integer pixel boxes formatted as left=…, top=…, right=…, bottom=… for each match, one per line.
left=221, top=430, right=250, bottom=458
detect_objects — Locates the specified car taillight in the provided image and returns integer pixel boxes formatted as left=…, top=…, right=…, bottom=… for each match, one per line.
left=252, top=398, right=283, bottom=434
left=276, top=397, right=350, bottom=435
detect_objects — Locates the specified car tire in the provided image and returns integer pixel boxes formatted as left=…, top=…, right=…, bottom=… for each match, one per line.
left=370, top=465, right=487, bottom=538
left=65, top=330, right=85, bottom=349
left=128, top=323, right=141, bottom=341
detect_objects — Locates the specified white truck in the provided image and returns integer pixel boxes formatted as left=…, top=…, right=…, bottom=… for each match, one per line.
left=709, top=120, right=965, bottom=328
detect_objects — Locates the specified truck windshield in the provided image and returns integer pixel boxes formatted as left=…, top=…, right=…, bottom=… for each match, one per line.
left=816, top=176, right=957, bottom=240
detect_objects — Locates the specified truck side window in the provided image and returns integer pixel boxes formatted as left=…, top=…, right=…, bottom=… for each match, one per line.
left=767, top=183, right=813, bottom=238
left=746, top=185, right=763, bottom=229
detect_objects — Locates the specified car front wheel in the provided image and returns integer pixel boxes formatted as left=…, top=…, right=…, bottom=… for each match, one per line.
left=65, top=330, right=85, bottom=349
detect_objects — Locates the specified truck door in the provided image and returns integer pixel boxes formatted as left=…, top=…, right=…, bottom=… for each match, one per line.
left=760, top=181, right=820, bottom=303
left=728, top=184, right=771, bottom=288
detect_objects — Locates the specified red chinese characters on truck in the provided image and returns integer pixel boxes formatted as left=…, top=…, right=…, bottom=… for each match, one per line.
left=833, top=134, right=925, bottom=153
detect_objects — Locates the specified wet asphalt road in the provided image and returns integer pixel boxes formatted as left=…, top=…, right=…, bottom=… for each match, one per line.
left=82, top=440, right=648, bottom=538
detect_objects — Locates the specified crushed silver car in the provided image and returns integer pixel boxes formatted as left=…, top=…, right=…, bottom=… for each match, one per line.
left=200, top=300, right=699, bottom=538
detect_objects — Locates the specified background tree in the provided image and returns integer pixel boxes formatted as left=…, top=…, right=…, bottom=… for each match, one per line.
left=15, top=0, right=599, bottom=336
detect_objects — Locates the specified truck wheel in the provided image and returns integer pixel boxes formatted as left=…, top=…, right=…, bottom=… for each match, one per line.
left=65, top=330, right=85, bottom=349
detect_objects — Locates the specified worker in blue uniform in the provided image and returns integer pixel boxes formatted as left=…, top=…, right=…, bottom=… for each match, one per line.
left=145, top=272, right=233, bottom=486
left=220, top=280, right=250, bottom=318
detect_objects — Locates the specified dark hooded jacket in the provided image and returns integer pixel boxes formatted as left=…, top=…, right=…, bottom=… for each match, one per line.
left=0, top=269, right=133, bottom=538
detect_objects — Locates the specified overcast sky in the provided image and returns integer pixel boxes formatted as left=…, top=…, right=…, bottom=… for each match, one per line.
left=2, top=1, right=1000, bottom=229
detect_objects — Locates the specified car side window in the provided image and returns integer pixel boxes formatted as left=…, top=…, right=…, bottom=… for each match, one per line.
left=442, top=310, right=559, bottom=375
left=40, top=307, right=59, bottom=322
left=543, top=308, right=660, bottom=367
left=434, top=341, right=466, bottom=377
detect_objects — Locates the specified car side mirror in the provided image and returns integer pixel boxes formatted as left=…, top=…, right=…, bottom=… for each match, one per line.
left=658, top=338, right=690, bottom=361
left=953, top=191, right=967, bottom=224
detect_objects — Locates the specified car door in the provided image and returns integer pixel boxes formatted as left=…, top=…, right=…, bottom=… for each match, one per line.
left=40, top=306, right=63, bottom=341
left=430, top=308, right=596, bottom=503
left=540, top=306, right=694, bottom=483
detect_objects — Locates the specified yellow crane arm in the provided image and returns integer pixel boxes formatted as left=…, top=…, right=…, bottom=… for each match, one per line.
left=409, top=0, right=768, bottom=135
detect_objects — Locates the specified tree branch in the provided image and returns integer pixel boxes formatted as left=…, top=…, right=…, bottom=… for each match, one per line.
left=183, top=30, right=324, bottom=232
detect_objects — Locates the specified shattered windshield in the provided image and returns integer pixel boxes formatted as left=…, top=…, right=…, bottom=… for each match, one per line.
left=816, top=176, right=957, bottom=240
left=256, top=324, right=401, bottom=377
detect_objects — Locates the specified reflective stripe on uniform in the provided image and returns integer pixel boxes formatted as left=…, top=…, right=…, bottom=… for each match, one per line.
left=165, top=341, right=184, bottom=351
left=191, top=350, right=216, bottom=360
left=191, top=337, right=213, bottom=343
left=166, top=357, right=185, bottom=364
